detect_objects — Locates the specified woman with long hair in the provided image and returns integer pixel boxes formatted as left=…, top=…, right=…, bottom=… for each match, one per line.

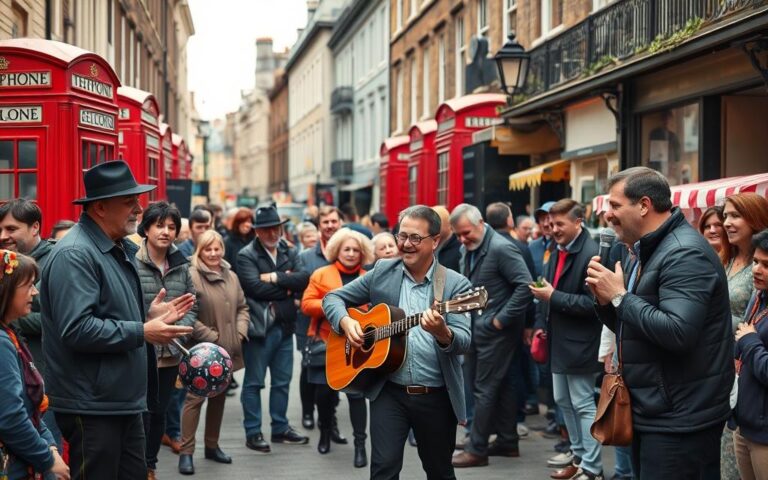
left=0, top=251, right=69, bottom=479
left=224, top=208, right=255, bottom=273
left=699, top=206, right=725, bottom=256
left=301, top=228, right=374, bottom=468
left=720, top=192, right=768, bottom=480
left=178, top=230, right=250, bottom=475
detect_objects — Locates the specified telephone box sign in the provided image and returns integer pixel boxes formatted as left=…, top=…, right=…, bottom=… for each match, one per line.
left=0, top=105, right=42, bottom=123
left=141, top=110, right=158, bottom=126
left=79, top=108, right=115, bottom=131
left=71, top=73, right=113, bottom=99
left=0, top=71, right=51, bottom=88
left=146, top=133, right=160, bottom=150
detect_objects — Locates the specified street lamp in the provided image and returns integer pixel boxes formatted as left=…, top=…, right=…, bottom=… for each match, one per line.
left=494, top=32, right=530, bottom=97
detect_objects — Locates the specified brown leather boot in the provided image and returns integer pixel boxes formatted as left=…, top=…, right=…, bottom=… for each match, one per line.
left=451, top=451, right=489, bottom=468
left=147, top=468, right=157, bottom=480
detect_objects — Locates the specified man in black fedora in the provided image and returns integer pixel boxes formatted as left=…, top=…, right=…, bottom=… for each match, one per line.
left=41, top=160, right=195, bottom=479
left=238, top=205, right=310, bottom=452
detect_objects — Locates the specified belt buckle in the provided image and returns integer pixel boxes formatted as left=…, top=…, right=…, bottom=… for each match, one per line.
left=406, top=385, right=426, bottom=395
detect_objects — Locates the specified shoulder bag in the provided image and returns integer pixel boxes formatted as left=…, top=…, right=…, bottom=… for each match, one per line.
left=591, top=319, right=632, bottom=446
left=302, top=317, right=326, bottom=368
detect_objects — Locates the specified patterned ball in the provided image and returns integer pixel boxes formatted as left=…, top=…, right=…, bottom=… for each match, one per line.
left=178, top=342, right=233, bottom=397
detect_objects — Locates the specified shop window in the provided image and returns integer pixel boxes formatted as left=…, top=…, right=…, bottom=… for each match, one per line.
left=82, top=140, right=114, bottom=170
left=409, top=165, right=417, bottom=205
left=0, top=139, right=38, bottom=200
left=437, top=152, right=449, bottom=205
left=641, top=103, right=699, bottom=186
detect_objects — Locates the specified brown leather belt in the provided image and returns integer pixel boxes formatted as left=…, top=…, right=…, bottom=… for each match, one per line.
left=389, top=382, right=446, bottom=395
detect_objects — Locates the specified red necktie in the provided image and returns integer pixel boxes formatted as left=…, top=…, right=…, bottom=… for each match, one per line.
left=553, top=250, right=568, bottom=288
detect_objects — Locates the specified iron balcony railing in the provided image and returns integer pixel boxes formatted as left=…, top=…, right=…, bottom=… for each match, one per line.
left=330, top=86, right=354, bottom=114
left=521, top=0, right=767, bottom=99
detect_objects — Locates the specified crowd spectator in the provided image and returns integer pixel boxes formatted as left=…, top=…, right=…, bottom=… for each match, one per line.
left=178, top=230, right=249, bottom=475
left=223, top=207, right=255, bottom=273
left=587, top=166, right=733, bottom=478
left=699, top=206, right=725, bottom=254
left=530, top=202, right=556, bottom=278
left=371, top=232, right=398, bottom=262
left=0, top=251, right=70, bottom=480
left=515, top=216, right=535, bottom=243
left=49, top=220, right=75, bottom=241
left=431, top=205, right=461, bottom=273
left=370, top=212, right=390, bottom=235
left=339, top=203, right=372, bottom=239
left=134, top=201, right=198, bottom=478
left=301, top=228, right=373, bottom=467
left=179, top=209, right=212, bottom=259
left=296, top=221, right=318, bottom=251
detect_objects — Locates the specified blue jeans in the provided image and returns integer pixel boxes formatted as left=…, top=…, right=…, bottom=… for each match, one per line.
left=614, top=445, right=634, bottom=477
left=241, top=327, right=294, bottom=437
left=164, top=386, right=186, bottom=439
left=553, top=372, right=602, bottom=475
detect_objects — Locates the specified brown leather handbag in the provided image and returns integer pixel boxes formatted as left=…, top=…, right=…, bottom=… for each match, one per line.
left=591, top=329, right=633, bottom=446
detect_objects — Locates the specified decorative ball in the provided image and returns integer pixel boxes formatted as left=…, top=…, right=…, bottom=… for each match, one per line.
left=178, top=342, right=233, bottom=397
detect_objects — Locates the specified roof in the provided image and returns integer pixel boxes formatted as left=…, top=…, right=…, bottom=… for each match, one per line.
left=117, top=86, right=156, bottom=107
left=171, top=133, right=186, bottom=147
left=328, top=0, right=379, bottom=50
left=408, top=120, right=438, bottom=136
left=438, top=93, right=507, bottom=114
left=159, top=123, right=172, bottom=136
left=0, top=38, right=93, bottom=64
left=380, top=135, right=410, bottom=154
left=284, top=0, right=350, bottom=72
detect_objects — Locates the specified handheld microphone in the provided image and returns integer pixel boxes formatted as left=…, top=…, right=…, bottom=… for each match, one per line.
left=598, top=228, right=616, bottom=268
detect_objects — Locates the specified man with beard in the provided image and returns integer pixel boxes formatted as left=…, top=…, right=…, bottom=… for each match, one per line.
left=42, top=161, right=195, bottom=479
left=586, top=167, right=733, bottom=478
left=450, top=203, right=533, bottom=468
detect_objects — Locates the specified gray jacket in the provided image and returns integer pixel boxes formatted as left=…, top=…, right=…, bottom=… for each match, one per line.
left=135, top=240, right=197, bottom=367
left=322, top=258, right=472, bottom=422
left=41, top=213, right=148, bottom=415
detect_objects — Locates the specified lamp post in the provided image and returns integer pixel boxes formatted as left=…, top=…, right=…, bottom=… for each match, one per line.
left=494, top=32, right=530, bottom=98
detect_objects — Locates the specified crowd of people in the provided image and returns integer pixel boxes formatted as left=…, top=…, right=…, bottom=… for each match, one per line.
left=1, top=161, right=768, bottom=480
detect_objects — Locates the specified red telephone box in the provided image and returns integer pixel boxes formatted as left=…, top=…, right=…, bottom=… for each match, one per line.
left=117, top=86, right=163, bottom=203
left=379, top=135, right=410, bottom=226
left=408, top=120, right=437, bottom=206
left=434, top=94, right=506, bottom=209
left=0, top=38, right=120, bottom=235
left=159, top=122, right=173, bottom=187
left=171, top=133, right=190, bottom=180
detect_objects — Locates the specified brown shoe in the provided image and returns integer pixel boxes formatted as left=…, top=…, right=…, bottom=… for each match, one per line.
left=550, top=464, right=579, bottom=479
left=161, top=434, right=181, bottom=454
left=451, top=451, right=489, bottom=468
left=147, top=469, right=157, bottom=480
left=487, top=441, right=519, bottom=457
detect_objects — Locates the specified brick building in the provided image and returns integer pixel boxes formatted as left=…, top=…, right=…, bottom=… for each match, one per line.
left=268, top=70, right=290, bottom=195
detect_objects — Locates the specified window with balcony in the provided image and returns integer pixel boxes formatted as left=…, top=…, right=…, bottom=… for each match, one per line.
left=410, top=0, right=417, bottom=19
left=0, top=140, right=37, bottom=200
left=477, top=0, right=489, bottom=37
left=455, top=16, right=466, bottom=97
left=503, top=0, right=518, bottom=39
left=397, top=0, right=403, bottom=30
left=540, top=0, right=563, bottom=38
left=641, top=104, right=700, bottom=187
left=437, top=152, right=449, bottom=205
left=422, top=46, right=430, bottom=119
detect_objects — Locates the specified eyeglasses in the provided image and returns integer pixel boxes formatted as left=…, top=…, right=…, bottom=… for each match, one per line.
left=395, top=232, right=436, bottom=246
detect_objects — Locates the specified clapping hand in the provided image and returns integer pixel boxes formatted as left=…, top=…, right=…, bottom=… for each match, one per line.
left=144, top=289, right=195, bottom=345
left=735, top=322, right=757, bottom=341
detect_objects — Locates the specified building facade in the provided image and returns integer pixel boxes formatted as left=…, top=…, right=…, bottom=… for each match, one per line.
left=329, top=0, right=389, bottom=214
left=268, top=70, right=290, bottom=195
left=208, top=114, right=237, bottom=205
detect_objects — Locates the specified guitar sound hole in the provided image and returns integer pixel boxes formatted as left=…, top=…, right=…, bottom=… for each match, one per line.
left=360, top=325, right=376, bottom=352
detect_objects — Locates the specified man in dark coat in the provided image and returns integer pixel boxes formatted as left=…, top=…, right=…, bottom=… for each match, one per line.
left=432, top=206, right=461, bottom=273
left=449, top=204, right=533, bottom=468
left=587, top=167, right=733, bottom=478
left=238, top=205, right=310, bottom=453
left=531, top=199, right=602, bottom=480
left=42, top=161, right=194, bottom=479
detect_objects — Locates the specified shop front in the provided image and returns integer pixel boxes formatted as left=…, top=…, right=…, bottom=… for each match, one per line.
left=379, top=135, right=410, bottom=226
left=408, top=120, right=437, bottom=206
left=117, top=86, right=163, bottom=203
left=0, top=38, right=120, bottom=234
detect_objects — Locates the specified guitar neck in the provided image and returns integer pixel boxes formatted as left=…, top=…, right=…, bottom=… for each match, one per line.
left=375, top=302, right=449, bottom=341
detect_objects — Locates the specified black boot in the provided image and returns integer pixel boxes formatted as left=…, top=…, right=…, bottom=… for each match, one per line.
left=204, top=446, right=232, bottom=464
left=354, top=443, right=367, bottom=468
left=330, top=416, right=347, bottom=444
left=318, top=429, right=331, bottom=454
left=178, top=454, right=194, bottom=475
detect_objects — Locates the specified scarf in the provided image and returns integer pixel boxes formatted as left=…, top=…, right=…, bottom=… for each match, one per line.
left=2, top=327, right=48, bottom=425
left=335, top=261, right=362, bottom=275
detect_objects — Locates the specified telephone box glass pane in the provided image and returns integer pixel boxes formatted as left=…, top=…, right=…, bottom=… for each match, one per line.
left=19, top=173, right=37, bottom=199
left=82, top=143, right=88, bottom=169
left=19, top=141, right=37, bottom=169
left=90, top=144, right=98, bottom=166
left=0, top=174, right=13, bottom=199
left=98, top=145, right=106, bottom=164
left=0, top=141, right=12, bottom=169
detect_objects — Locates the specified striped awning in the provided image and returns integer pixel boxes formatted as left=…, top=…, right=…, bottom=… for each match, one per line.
left=508, top=159, right=570, bottom=191
left=592, top=173, right=768, bottom=214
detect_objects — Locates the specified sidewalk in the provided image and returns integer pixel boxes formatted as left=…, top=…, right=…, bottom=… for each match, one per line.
left=156, top=349, right=616, bottom=479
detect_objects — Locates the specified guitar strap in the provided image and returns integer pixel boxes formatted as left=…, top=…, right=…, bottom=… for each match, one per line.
left=433, top=262, right=447, bottom=303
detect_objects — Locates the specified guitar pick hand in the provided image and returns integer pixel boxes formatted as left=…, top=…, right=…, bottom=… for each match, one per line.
left=340, top=315, right=364, bottom=348
left=420, top=309, right=452, bottom=346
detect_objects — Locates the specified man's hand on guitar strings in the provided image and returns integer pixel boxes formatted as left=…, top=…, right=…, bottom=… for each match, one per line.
left=340, top=315, right=365, bottom=348
left=420, top=309, right=452, bottom=346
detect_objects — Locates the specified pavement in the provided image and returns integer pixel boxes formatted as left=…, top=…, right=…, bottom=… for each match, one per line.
left=156, top=350, right=616, bottom=479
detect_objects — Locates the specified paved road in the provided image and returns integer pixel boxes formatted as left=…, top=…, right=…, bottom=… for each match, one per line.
left=156, top=350, right=616, bottom=479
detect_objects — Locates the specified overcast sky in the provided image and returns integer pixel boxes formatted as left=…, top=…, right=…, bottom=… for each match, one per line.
left=187, top=0, right=308, bottom=120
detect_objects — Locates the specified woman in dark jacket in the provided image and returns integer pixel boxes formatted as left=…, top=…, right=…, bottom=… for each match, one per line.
left=0, top=251, right=69, bottom=480
left=733, top=229, right=768, bottom=480
left=135, top=202, right=198, bottom=478
left=224, top=208, right=254, bottom=273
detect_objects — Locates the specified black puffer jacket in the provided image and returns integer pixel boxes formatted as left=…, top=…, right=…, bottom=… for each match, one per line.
left=597, top=208, right=734, bottom=433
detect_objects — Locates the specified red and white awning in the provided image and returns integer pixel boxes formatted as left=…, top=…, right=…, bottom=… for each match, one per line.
left=593, top=173, right=768, bottom=214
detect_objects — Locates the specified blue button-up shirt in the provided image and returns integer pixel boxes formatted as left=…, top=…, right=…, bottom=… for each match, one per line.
left=389, top=259, right=445, bottom=387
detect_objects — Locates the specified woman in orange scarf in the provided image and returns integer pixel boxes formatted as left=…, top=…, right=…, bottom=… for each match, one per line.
left=301, top=228, right=374, bottom=467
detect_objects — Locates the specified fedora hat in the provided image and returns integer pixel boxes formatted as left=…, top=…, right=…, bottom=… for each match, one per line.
left=73, top=160, right=156, bottom=204
left=253, top=205, right=288, bottom=229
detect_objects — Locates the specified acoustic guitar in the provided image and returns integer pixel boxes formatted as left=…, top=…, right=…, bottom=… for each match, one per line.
left=326, top=287, right=488, bottom=392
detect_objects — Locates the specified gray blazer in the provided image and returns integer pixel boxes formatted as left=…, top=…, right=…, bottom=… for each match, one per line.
left=323, top=258, right=473, bottom=423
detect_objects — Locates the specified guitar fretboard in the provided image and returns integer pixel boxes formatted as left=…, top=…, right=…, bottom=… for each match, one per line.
left=374, top=303, right=449, bottom=341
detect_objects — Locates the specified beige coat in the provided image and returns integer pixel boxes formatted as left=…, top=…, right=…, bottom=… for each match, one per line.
left=189, top=260, right=250, bottom=371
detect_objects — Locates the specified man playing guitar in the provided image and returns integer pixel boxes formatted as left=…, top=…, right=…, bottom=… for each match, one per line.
left=322, top=205, right=472, bottom=480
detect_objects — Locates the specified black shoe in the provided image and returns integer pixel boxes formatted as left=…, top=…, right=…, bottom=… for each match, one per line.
left=272, top=426, right=309, bottom=445
left=318, top=429, right=331, bottom=454
left=354, top=445, right=368, bottom=468
left=524, top=403, right=540, bottom=415
left=408, top=429, right=417, bottom=447
left=331, top=425, right=348, bottom=445
left=178, top=454, right=194, bottom=475
left=302, top=413, right=315, bottom=430
left=204, top=446, right=232, bottom=464
left=245, top=433, right=271, bottom=453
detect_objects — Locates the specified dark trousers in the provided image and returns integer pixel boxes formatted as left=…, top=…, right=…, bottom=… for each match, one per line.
left=315, top=384, right=368, bottom=444
left=466, top=330, right=519, bottom=457
left=145, top=366, right=179, bottom=469
left=632, top=421, right=724, bottom=480
left=56, top=412, right=146, bottom=480
left=369, top=382, right=457, bottom=480
left=300, top=365, right=316, bottom=417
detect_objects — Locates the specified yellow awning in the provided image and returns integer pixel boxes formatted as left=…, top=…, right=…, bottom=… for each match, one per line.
left=508, top=159, right=571, bottom=191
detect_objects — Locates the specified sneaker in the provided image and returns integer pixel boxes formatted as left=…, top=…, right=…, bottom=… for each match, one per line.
left=271, top=426, right=309, bottom=445
left=547, top=451, right=574, bottom=468
left=517, top=423, right=530, bottom=438
left=571, top=468, right=604, bottom=480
